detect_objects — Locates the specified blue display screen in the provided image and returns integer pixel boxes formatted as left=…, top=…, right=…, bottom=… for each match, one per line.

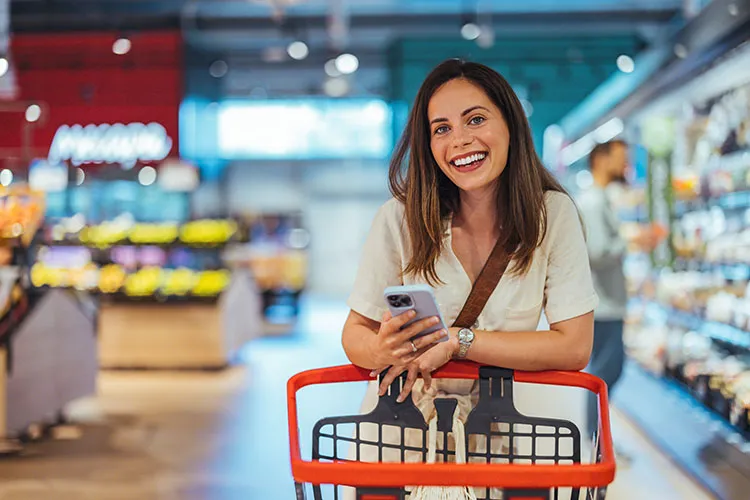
left=215, top=99, right=393, bottom=160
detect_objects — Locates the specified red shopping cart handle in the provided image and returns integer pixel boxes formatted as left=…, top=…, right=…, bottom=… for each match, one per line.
left=287, top=361, right=616, bottom=489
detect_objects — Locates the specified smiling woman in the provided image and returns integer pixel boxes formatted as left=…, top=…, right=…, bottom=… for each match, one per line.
left=340, top=59, right=599, bottom=494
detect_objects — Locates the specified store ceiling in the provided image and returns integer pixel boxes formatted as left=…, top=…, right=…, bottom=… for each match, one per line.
left=10, top=0, right=686, bottom=99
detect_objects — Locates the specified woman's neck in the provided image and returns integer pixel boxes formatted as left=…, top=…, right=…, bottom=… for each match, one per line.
left=454, top=186, right=499, bottom=238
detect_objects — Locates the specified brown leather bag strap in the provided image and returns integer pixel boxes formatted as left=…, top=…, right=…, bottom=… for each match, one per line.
left=452, top=237, right=512, bottom=329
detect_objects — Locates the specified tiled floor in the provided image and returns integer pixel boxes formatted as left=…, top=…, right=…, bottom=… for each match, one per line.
left=0, top=296, right=714, bottom=499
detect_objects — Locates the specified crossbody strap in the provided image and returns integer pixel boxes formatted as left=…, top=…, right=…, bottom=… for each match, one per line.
left=452, top=237, right=512, bottom=329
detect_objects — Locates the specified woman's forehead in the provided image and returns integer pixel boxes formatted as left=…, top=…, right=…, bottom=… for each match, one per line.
left=428, top=79, right=495, bottom=118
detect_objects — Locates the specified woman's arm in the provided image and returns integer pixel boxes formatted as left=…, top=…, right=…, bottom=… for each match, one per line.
left=460, top=311, right=594, bottom=371
left=341, top=311, right=381, bottom=369
left=377, top=311, right=594, bottom=402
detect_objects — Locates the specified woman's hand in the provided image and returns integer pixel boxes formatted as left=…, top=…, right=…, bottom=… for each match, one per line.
left=369, top=310, right=448, bottom=370
left=374, top=332, right=460, bottom=402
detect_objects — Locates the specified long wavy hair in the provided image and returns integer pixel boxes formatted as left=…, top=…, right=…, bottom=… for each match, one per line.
left=389, top=59, right=569, bottom=285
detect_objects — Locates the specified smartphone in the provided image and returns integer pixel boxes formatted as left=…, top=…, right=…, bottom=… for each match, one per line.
left=383, top=284, right=448, bottom=342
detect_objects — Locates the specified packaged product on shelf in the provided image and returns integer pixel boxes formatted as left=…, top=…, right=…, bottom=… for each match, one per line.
left=729, top=372, right=750, bottom=430
left=123, top=267, right=164, bottom=297
left=98, top=264, right=127, bottom=294
left=160, top=268, right=197, bottom=296
left=708, top=355, right=750, bottom=420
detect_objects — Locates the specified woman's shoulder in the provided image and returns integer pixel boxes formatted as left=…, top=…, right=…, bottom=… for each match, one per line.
left=543, top=189, right=578, bottom=219
left=371, top=197, right=407, bottom=233
left=542, top=190, right=583, bottom=243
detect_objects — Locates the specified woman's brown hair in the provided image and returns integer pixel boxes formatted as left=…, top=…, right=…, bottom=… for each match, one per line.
left=389, top=58, right=569, bottom=285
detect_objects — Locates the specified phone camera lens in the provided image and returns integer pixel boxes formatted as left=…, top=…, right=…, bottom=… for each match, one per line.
left=387, top=294, right=412, bottom=308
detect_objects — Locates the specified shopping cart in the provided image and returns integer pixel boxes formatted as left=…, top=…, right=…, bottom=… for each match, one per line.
left=288, top=361, right=616, bottom=500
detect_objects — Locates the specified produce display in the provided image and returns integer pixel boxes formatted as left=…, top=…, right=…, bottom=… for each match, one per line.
left=49, top=218, right=238, bottom=248
left=0, top=185, right=45, bottom=245
left=31, top=259, right=231, bottom=298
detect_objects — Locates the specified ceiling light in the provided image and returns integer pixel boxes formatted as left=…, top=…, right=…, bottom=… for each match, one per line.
left=138, top=166, right=157, bottom=186
left=335, top=53, right=359, bottom=75
left=209, top=60, right=228, bottom=78
left=674, top=44, right=688, bottom=59
left=323, top=78, right=349, bottom=97
left=0, top=169, right=13, bottom=187
left=25, top=104, right=41, bottom=123
left=113, top=38, right=131, bottom=56
left=616, top=55, right=635, bottom=74
left=460, top=22, right=481, bottom=41
left=287, top=41, right=309, bottom=60
left=324, top=59, right=341, bottom=77
left=0, top=58, right=8, bottom=77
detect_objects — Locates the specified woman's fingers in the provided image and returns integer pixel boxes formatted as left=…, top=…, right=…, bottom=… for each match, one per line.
left=394, top=316, right=442, bottom=343
left=421, top=368, right=433, bottom=391
left=398, top=364, right=421, bottom=403
left=378, top=365, right=406, bottom=396
left=392, top=330, right=447, bottom=359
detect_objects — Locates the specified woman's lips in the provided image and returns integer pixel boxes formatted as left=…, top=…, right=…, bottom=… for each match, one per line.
left=451, top=154, right=487, bottom=173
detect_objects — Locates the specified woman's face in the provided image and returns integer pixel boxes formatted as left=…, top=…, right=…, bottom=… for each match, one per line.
left=427, top=78, right=510, bottom=194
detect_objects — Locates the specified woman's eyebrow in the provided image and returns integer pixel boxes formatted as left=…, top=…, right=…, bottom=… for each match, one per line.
left=429, top=105, right=490, bottom=125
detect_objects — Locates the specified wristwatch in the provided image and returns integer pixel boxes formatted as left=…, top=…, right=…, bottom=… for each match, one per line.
left=456, top=327, right=475, bottom=359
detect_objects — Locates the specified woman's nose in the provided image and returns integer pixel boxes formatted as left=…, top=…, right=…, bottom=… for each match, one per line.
left=452, top=127, right=473, bottom=147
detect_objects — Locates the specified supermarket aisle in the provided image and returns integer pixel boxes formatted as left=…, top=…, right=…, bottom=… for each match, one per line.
left=0, top=296, right=714, bottom=499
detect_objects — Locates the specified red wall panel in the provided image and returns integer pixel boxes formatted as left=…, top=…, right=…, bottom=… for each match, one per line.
left=0, top=31, right=182, bottom=164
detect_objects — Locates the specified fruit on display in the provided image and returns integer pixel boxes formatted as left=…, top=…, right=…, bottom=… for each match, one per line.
left=192, top=270, right=231, bottom=296
left=179, top=219, right=237, bottom=245
left=0, top=185, right=46, bottom=244
left=99, top=264, right=127, bottom=294
left=124, top=267, right=164, bottom=297
left=160, top=267, right=197, bottom=296
left=30, top=262, right=69, bottom=288
left=128, top=223, right=179, bottom=245
left=79, top=221, right=130, bottom=247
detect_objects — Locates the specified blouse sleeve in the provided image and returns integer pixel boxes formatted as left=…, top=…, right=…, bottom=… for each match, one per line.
left=346, top=200, right=406, bottom=322
left=543, top=192, right=600, bottom=324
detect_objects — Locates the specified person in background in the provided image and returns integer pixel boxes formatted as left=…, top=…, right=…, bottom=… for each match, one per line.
left=577, top=139, right=662, bottom=459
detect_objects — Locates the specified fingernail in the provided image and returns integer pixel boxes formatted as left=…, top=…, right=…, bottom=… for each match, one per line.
left=409, top=310, right=417, bottom=317
left=396, top=396, right=403, bottom=403
left=370, top=370, right=376, bottom=377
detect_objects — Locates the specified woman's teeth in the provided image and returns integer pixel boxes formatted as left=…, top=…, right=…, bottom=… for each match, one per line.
left=453, top=153, right=487, bottom=167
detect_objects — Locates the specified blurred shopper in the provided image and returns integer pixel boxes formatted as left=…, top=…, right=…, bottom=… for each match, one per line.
left=577, top=140, right=661, bottom=459
left=341, top=59, right=599, bottom=492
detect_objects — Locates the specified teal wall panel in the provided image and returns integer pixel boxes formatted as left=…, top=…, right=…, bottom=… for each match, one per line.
left=388, top=35, right=644, bottom=153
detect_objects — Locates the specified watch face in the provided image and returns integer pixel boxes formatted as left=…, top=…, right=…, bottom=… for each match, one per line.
left=460, top=328, right=474, bottom=342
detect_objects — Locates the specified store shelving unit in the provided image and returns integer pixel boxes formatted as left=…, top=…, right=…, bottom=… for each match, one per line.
left=617, top=361, right=750, bottom=500
left=28, top=218, right=265, bottom=370
left=1, top=204, right=98, bottom=445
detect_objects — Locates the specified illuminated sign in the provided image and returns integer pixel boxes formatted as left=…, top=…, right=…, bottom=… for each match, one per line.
left=48, top=122, right=173, bottom=169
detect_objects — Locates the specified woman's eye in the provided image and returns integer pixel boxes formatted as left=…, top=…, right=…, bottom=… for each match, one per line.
left=434, top=125, right=449, bottom=135
left=469, top=115, right=485, bottom=125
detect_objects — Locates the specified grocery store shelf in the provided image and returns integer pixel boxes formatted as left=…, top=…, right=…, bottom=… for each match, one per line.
left=641, top=300, right=750, bottom=350
left=616, top=362, right=750, bottom=500
left=40, top=240, right=232, bottom=250
left=672, top=258, right=750, bottom=282
left=675, top=190, right=750, bottom=217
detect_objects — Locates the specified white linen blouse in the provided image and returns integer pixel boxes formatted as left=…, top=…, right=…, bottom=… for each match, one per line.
left=347, top=190, right=599, bottom=332
left=342, top=190, right=600, bottom=497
